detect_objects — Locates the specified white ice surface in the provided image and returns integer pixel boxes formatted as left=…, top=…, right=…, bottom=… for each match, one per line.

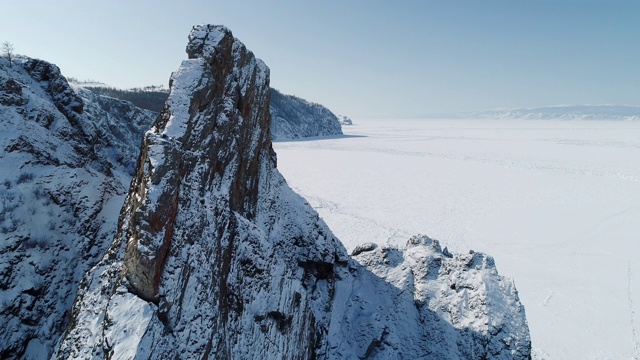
left=273, top=118, right=640, bottom=360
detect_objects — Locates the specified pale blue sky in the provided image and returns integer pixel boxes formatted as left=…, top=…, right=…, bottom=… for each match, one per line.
left=1, top=1, right=639, bottom=117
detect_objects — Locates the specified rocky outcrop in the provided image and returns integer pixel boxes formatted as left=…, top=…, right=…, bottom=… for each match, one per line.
left=56, top=24, right=530, bottom=359
left=333, top=236, right=530, bottom=359
left=338, top=114, right=353, bottom=125
left=21, top=59, right=84, bottom=117
left=0, top=56, right=156, bottom=359
left=56, top=24, right=345, bottom=359
left=270, top=88, right=343, bottom=140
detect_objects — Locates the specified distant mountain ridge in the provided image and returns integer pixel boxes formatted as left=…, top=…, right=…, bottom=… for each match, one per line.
left=72, top=83, right=170, bottom=113
left=74, top=82, right=344, bottom=140
left=439, top=105, right=640, bottom=120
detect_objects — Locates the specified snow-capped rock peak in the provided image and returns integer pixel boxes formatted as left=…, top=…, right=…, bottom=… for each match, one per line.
left=186, top=24, right=230, bottom=60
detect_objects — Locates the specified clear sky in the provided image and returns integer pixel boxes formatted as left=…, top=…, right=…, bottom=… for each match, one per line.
left=1, top=0, right=639, bottom=118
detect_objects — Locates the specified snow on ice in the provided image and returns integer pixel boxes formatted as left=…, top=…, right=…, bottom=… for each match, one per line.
left=274, top=118, right=640, bottom=360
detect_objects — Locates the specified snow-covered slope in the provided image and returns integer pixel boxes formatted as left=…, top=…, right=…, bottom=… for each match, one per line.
left=332, top=236, right=529, bottom=359
left=72, top=84, right=158, bottom=174
left=56, top=24, right=530, bottom=359
left=445, top=105, right=640, bottom=120
left=0, top=56, right=156, bottom=359
left=270, top=88, right=343, bottom=140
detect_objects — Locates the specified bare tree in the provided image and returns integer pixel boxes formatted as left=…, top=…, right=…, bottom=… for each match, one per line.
left=2, top=42, right=14, bottom=67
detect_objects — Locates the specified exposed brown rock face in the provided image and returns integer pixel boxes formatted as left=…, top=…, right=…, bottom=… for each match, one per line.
left=122, top=25, right=274, bottom=303
left=57, top=25, right=346, bottom=359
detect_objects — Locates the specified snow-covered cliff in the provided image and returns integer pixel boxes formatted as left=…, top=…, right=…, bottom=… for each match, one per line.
left=270, top=88, right=343, bottom=140
left=55, top=24, right=530, bottom=359
left=337, top=237, right=530, bottom=358
left=0, top=56, right=156, bottom=359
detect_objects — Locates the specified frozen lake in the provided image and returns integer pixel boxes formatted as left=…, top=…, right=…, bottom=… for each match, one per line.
left=274, top=119, right=640, bottom=359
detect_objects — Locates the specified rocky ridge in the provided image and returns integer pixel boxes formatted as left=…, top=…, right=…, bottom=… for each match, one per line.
left=0, top=56, right=156, bottom=358
left=269, top=88, right=343, bottom=140
left=55, top=24, right=530, bottom=359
